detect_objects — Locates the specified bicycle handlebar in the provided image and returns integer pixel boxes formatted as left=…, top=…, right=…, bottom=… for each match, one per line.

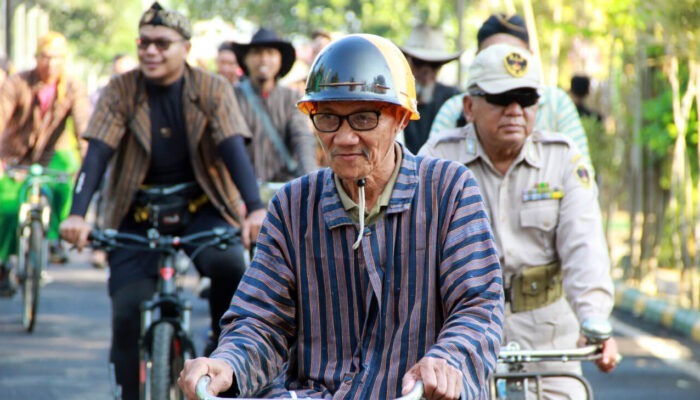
left=498, top=343, right=603, bottom=364
left=6, top=164, right=72, bottom=183
left=89, top=227, right=241, bottom=259
left=195, top=375, right=425, bottom=400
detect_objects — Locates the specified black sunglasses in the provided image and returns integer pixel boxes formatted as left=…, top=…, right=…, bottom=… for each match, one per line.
left=136, top=37, right=185, bottom=51
left=309, top=111, right=381, bottom=133
left=469, top=89, right=540, bottom=108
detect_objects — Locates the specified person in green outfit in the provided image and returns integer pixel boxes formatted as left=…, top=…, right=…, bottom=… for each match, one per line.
left=0, top=31, right=89, bottom=295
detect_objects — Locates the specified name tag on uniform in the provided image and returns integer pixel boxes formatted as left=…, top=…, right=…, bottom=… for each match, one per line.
left=522, top=182, right=564, bottom=202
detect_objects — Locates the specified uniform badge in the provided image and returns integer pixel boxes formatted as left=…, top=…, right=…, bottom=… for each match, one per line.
left=522, top=182, right=564, bottom=202
left=504, top=52, right=528, bottom=77
left=575, top=164, right=592, bottom=189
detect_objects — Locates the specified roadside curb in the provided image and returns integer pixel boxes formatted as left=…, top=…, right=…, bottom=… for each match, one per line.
left=614, top=282, right=700, bottom=343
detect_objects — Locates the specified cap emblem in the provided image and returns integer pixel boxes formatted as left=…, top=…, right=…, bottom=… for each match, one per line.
left=504, top=52, right=528, bottom=77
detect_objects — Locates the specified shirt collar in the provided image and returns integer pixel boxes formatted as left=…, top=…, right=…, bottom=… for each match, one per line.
left=464, top=123, right=542, bottom=169
left=335, top=143, right=403, bottom=224
left=321, top=142, right=417, bottom=230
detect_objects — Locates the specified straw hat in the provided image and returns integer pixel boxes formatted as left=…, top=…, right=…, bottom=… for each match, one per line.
left=400, top=25, right=462, bottom=65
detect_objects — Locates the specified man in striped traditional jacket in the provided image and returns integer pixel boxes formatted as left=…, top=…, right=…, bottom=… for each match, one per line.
left=59, top=3, right=266, bottom=399
left=179, top=34, right=504, bottom=400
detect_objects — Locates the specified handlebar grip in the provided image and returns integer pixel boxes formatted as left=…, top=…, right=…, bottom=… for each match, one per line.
left=195, top=375, right=220, bottom=400
left=395, top=380, right=424, bottom=400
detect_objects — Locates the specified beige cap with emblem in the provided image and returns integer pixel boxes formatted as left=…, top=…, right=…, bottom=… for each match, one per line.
left=466, top=43, right=540, bottom=94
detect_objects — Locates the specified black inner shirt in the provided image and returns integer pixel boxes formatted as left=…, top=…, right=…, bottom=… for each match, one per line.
left=143, top=77, right=195, bottom=184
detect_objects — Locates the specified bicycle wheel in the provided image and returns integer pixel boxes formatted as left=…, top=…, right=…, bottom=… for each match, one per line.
left=21, top=219, right=45, bottom=332
left=150, top=322, right=188, bottom=400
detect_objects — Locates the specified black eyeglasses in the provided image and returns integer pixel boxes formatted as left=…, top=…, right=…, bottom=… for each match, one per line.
left=310, top=111, right=381, bottom=133
left=469, top=89, right=540, bottom=108
left=136, top=37, right=185, bottom=51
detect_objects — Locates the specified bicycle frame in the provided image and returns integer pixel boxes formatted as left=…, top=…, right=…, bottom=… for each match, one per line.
left=490, top=343, right=603, bottom=400
left=10, top=164, right=69, bottom=332
left=90, top=227, right=239, bottom=400
left=139, top=241, right=196, bottom=400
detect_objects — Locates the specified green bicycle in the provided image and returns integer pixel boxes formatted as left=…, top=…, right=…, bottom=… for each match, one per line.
left=7, top=164, right=70, bottom=332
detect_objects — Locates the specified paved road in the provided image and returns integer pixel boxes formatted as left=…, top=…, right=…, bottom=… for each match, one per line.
left=0, top=251, right=210, bottom=400
left=1, top=253, right=700, bottom=399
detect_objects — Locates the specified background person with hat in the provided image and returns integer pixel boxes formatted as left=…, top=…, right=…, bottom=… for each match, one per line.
left=58, top=3, right=267, bottom=398
left=420, top=43, right=618, bottom=399
left=232, top=27, right=318, bottom=184
left=179, top=33, right=503, bottom=400
left=0, top=31, right=90, bottom=294
left=400, top=24, right=462, bottom=154
left=429, top=13, right=591, bottom=168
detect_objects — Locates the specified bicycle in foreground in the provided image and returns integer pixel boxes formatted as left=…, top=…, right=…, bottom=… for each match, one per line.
left=195, top=376, right=426, bottom=400
left=90, top=226, right=240, bottom=400
left=490, top=318, right=616, bottom=399
left=6, top=164, right=71, bottom=332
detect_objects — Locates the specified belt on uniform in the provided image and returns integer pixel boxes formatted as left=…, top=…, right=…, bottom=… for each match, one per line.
left=505, top=262, right=563, bottom=313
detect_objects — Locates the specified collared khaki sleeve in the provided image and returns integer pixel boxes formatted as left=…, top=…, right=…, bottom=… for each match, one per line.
left=555, top=147, right=613, bottom=322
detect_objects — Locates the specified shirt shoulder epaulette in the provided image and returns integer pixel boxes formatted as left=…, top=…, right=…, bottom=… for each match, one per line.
left=432, top=126, right=468, bottom=145
left=531, top=130, right=573, bottom=148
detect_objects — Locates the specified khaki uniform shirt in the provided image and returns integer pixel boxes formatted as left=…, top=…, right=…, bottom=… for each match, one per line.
left=85, top=66, right=251, bottom=229
left=0, top=69, right=89, bottom=165
left=420, top=124, right=613, bottom=363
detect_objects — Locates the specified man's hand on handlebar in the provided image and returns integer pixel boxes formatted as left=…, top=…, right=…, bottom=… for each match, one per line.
left=402, top=356, right=462, bottom=400
left=596, top=337, right=619, bottom=373
left=178, top=357, right=233, bottom=400
left=577, top=335, right=619, bottom=373
left=59, top=215, right=92, bottom=251
left=242, top=208, right=266, bottom=250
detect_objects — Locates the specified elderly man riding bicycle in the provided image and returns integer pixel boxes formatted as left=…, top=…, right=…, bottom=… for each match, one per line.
left=179, top=34, right=505, bottom=400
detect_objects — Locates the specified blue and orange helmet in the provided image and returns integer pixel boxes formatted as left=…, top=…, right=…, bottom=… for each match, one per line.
left=297, top=34, right=420, bottom=120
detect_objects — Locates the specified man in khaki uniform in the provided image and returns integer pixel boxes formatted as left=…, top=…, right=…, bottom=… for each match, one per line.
left=420, top=43, right=618, bottom=399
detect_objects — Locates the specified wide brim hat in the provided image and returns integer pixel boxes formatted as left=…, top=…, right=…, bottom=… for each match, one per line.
left=400, top=24, right=462, bottom=65
left=232, top=28, right=296, bottom=78
left=466, top=43, right=540, bottom=94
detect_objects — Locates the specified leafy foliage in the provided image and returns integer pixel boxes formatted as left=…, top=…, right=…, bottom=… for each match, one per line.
left=37, top=0, right=141, bottom=74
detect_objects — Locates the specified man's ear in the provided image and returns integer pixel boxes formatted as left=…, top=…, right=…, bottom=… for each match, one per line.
left=400, top=110, right=411, bottom=130
left=462, top=94, right=475, bottom=123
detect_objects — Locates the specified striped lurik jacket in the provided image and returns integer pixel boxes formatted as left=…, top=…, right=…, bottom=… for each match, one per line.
left=83, top=65, right=250, bottom=229
left=212, top=147, right=504, bottom=399
left=0, top=69, right=90, bottom=165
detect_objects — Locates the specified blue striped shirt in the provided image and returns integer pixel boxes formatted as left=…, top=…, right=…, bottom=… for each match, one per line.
left=213, top=148, right=504, bottom=399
